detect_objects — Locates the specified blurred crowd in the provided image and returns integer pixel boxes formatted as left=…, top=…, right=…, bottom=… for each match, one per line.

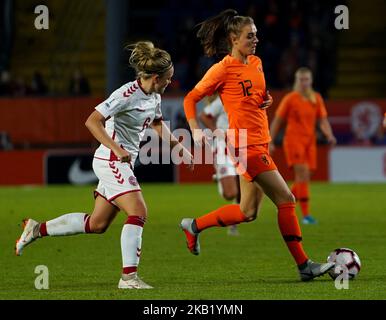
left=0, top=69, right=91, bottom=97
left=1, top=0, right=341, bottom=98
left=153, top=0, right=341, bottom=97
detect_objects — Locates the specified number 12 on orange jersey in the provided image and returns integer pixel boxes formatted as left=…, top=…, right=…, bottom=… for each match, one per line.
left=238, top=80, right=252, bottom=96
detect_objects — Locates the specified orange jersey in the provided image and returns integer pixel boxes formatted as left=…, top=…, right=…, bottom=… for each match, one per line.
left=276, top=91, right=327, bottom=141
left=184, top=54, right=270, bottom=147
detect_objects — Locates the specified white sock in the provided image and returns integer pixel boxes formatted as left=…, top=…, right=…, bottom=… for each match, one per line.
left=217, top=179, right=224, bottom=198
left=121, top=216, right=145, bottom=274
left=45, top=213, right=89, bottom=236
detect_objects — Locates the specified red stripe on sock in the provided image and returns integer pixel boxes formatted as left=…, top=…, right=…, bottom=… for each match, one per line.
left=123, top=266, right=137, bottom=274
left=84, top=215, right=91, bottom=233
left=125, top=215, right=146, bottom=227
left=39, top=222, right=47, bottom=237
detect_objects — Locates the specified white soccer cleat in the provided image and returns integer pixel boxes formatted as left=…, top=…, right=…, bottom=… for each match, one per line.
left=298, top=260, right=335, bottom=281
left=15, top=218, right=40, bottom=256
left=227, top=224, right=240, bottom=236
left=118, top=273, right=153, bottom=289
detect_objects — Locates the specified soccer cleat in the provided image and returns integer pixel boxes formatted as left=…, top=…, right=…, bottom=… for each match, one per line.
left=302, top=215, right=317, bottom=225
left=298, top=260, right=335, bottom=281
left=227, top=224, right=240, bottom=236
left=15, top=218, right=40, bottom=256
left=118, top=273, right=153, bottom=289
left=180, top=218, right=200, bottom=255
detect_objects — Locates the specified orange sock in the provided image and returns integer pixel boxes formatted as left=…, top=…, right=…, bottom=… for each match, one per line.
left=297, top=182, right=310, bottom=217
left=277, top=203, right=308, bottom=265
left=196, top=204, right=248, bottom=232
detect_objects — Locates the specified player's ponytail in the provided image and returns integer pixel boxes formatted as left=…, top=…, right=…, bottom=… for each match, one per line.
left=294, top=67, right=317, bottom=104
left=196, top=9, right=254, bottom=57
left=127, top=41, right=173, bottom=79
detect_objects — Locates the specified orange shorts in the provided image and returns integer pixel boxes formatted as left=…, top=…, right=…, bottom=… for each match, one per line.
left=283, top=139, right=317, bottom=170
left=229, top=144, right=277, bottom=182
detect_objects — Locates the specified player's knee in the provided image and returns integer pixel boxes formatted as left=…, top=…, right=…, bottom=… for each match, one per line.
left=90, top=222, right=109, bottom=234
left=273, top=190, right=296, bottom=206
left=282, top=191, right=296, bottom=204
left=129, top=200, right=148, bottom=219
left=296, top=174, right=309, bottom=183
left=138, top=205, right=148, bottom=219
left=222, top=190, right=237, bottom=201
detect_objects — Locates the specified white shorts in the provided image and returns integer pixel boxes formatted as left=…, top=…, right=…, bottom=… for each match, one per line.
left=92, top=158, right=141, bottom=207
left=213, top=138, right=237, bottom=180
left=214, top=154, right=237, bottom=180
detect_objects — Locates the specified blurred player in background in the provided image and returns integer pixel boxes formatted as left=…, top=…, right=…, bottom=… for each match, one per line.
left=199, top=93, right=240, bottom=236
left=181, top=9, right=334, bottom=281
left=383, top=112, right=386, bottom=128
left=270, top=67, right=337, bottom=224
left=15, top=41, right=193, bottom=289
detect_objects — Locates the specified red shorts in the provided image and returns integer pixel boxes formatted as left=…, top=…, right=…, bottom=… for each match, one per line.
left=229, top=144, right=277, bottom=182
left=283, top=138, right=317, bottom=170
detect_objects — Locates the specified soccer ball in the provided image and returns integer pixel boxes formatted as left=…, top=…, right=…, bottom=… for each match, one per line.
left=327, top=248, right=361, bottom=280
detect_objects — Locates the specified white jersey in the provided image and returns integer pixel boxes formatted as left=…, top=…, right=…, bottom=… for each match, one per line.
left=94, top=79, right=162, bottom=166
left=203, top=96, right=228, bottom=131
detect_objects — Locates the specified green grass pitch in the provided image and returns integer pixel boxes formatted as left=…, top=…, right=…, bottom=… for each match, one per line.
left=0, top=182, right=385, bottom=300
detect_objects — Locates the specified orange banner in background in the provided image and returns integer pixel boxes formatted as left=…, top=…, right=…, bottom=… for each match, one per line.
left=0, top=150, right=45, bottom=185
left=2, top=94, right=386, bottom=146
left=0, top=97, right=102, bottom=145
left=0, top=95, right=384, bottom=185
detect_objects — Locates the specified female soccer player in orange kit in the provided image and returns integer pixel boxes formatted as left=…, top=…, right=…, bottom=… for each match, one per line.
left=270, top=68, right=337, bottom=225
left=180, top=9, right=334, bottom=281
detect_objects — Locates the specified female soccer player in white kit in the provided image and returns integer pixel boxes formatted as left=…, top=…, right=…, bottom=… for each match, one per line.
left=199, top=94, right=240, bottom=236
left=15, top=42, right=193, bottom=289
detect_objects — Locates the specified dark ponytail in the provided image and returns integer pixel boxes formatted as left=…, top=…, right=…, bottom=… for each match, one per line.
left=196, top=9, right=254, bottom=57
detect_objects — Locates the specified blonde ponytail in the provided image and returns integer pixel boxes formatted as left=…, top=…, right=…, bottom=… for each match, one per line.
left=126, top=41, right=172, bottom=79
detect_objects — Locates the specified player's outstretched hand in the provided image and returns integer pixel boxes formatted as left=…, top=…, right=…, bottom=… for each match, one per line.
left=183, top=150, right=195, bottom=171
left=327, top=135, right=337, bottom=146
left=259, top=90, right=273, bottom=110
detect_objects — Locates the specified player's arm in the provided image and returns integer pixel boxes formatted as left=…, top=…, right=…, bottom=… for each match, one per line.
left=269, top=94, right=290, bottom=153
left=270, top=115, right=284, bottom=142
left=150, top=120, right=194, bottom=170
left=184, top=64, right=224, bottom=146
left=316, top=94, right=337, bottom=146
left=319, top=117, right=337, bottom=146
left=85, top=110, right=131, bottom=162
left=184, top=89, right=210, bottom=146
left=269, top=115, right=284, bottom=153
